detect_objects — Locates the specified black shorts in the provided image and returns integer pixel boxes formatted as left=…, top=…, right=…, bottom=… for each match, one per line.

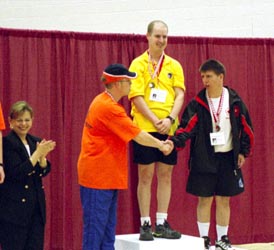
left=132, top=132, right=177, bottom=165
left=186, top=151, right=244, bottom=197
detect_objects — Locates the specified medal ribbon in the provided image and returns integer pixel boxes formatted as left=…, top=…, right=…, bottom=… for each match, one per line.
left=207, top=88, right=224, bottom=130
left=148, top=51, right=165, bottom=79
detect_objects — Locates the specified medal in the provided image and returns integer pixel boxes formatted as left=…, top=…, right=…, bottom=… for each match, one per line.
left=148, top=52, right=165, bottom=80
left=216, top=125, right=221, bottom=132
left=149, top=82, right=155, bottom=88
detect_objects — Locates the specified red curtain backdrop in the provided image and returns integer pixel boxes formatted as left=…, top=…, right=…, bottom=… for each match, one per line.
left=0, top=28, right=273, bottom=249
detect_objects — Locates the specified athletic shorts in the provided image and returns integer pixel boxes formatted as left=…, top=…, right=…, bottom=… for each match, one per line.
left=186, top=151, right=244, bottom=197
left=132, top=132, right=177, bottom=165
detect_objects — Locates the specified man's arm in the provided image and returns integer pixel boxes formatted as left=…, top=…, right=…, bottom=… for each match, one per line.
left=155, top=87, right=185, bottom=134
left=169, top=87, right=185, bottom=119
left=131, top=87, right=184, bottom=135
left=132, top=96, right=160, bottom=127
left=133, top=130, right=171, bottom=154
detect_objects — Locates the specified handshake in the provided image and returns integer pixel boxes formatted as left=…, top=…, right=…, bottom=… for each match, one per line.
left=159, top=139, right=174, bottom=156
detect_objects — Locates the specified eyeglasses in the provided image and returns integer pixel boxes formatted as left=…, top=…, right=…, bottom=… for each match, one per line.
left=119, top=79, right=131, bottom=84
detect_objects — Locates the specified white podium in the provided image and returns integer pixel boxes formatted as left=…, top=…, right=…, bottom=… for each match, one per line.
left=115, top=234, right=247, bottom=250
left=115, top=233, right=204, bottom=250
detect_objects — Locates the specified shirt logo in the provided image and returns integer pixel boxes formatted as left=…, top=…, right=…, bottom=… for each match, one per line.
left=234, top=106, right=240, bottom=117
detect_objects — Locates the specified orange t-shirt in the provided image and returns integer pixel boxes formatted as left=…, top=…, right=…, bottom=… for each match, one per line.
left=77, top=92, right=141, bottom=189
left=0, top=102, right=5, bottom=130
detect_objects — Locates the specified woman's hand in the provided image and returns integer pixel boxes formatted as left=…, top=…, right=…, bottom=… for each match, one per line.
left=36, top=139, right=56, bottom=158
left=29, top=139, right=56, bottom=166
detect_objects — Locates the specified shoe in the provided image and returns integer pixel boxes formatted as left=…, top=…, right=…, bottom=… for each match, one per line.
left=153, top=220, right=181, bottom=239
left=202, top=236, right=211, bottom=250
left=139, top=221, right=154, bottom=241
left=215, top=235, right=232, bottom=250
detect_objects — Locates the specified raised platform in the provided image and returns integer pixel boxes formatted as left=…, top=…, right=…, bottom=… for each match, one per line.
left=115, top=233, right=204, bottom=250
left=115, top=234, right=247, bottom=250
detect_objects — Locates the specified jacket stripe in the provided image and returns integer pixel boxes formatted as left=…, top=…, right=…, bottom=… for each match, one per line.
left=195, top=96, right=209, bottom=111
left=175, top=114, right=198, bottom=150
left=176, top=114, right=198, bottom=135
left=241, top=114, right=255, bottom=156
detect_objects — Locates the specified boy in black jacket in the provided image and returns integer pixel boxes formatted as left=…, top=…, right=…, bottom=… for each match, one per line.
left=170, top=59, right=254, bottom=250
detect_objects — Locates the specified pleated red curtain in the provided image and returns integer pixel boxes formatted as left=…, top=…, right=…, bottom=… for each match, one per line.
left=0, top=28, right=273, bottom=249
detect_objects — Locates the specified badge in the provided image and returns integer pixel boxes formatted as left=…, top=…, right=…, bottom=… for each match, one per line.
left=210, top=132, right=225, bottom=146
left=149, top=89, right=167, bottom=103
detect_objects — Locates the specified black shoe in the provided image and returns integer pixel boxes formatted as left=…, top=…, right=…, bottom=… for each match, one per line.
left=215, top=235, right=232, bottom=250
left=139, top=221, right=154, bottom=241
left=153, top=220, right=181, bottom=239
left=202, top=236, right=211, bottom=250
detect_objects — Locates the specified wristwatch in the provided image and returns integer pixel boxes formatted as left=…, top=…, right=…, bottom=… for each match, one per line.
left=166, top=115, right=175, bottom=124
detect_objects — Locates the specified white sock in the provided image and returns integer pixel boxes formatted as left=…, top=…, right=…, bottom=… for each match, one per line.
left=141, top=217, right=151, bottom=226
left=197, top=221, right=210, bottom=237
left=156, top=212, right=167, bottom=225
left=216, top=225, right=229, bottom=240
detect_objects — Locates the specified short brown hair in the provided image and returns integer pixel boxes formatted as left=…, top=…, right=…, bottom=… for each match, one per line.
left=199, top=59, right=226, bottom=76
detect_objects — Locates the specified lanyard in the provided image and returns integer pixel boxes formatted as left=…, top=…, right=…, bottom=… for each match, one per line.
left=148, top=52, right=164, bottom=80
left=105, top=90, right=116, bottom=102
left=207, top=88, right=224, bottom=131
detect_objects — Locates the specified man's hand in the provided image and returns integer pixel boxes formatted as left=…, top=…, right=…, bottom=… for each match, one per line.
left=0, top=166, right=5, bottom=184
left=159, top=139, right=174, bottom=155
left=238, top=154, right=245, bottom=168
left=155, top=118, right=172, bottom=135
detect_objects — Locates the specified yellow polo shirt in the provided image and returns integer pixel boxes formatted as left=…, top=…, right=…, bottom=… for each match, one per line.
left=129, top=51, right=185, bottom=135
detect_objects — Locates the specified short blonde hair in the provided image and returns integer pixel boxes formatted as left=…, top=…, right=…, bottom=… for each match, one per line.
left=9, top=101, right=33, bottom=119
left=147, top=20, right=168, bottom=34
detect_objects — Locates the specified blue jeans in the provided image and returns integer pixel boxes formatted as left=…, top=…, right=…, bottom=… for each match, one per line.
left=80, top=186, right=118, bottom=250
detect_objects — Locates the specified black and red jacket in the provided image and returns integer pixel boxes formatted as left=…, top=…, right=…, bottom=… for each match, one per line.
left=170, top=86, right=254, bottom=173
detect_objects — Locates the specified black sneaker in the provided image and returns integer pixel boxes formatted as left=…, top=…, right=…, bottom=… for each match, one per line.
left=202, top=236, right=211, bottom=250
left=153, top=220, right=181, bottom=239
left=215, top=235, right=232, bottom=250
left=139, top=221, right=154, bottom=241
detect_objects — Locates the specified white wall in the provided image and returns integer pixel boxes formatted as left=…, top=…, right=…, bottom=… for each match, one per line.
left=0, top=0, right=273, bottom=38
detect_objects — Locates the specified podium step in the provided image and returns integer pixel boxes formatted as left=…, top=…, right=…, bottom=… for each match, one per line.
left=210, top=247, right=247, bottom=250
left=115, top=233, right=204, bottom=250
left=115, top=234, right=248, bottom=250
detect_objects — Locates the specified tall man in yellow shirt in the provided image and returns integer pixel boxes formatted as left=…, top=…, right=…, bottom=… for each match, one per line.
left=129, top=20, right=186, bottom=240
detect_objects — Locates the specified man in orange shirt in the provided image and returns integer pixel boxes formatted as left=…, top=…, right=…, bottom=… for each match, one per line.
left=0, top=102, right=5, bottom=183
left=77, top=64, right=173, bottom=250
